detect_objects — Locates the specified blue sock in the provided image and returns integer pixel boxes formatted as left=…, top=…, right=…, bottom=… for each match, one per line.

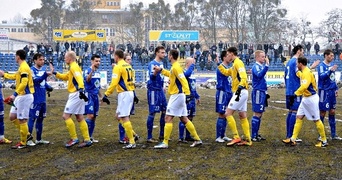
left=288, top=112, right=297, bottom=138
left=28, top=115, right=35, bottom=134
left=159, top=113, right=165, bottom=138
left=86, top=119, right=95, bottom=138
left=251, top=116, right=260, bottom=138
left=0, top=116, right=4, bottom=136
left=320, top=115, right=325, bottom=123
left=257, top=116, right=262, bottom=135
left=285, top=111, right=291, bottom=138
left=216, top=118, right=223, bottom=139
left=185, top=118, right=192, bottom=139
left=221, top=118, right=227, bottom=138
left=36, top=117, right=44, bottom=141
left=179, top=121, right=185, bottom=140
left=118, top=123, right=125, bottom=141
left=329, top=114, right=336, bottom=138
left=147, top=114, right=155, bottom=140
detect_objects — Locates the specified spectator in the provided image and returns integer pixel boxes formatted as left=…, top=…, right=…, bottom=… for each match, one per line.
left=190, top=42, right=195, bottom=56
left=306, top=42, right=311, bottom=55
left=179, top=43, right=185, bottom=59
left=65, top=41, right=70, bottom=51
left=172, top=42, right=177, bottom=50
left=238, top=43, right=243, bottom=54
left=334, top=43, right=340, bottom=61
left=194, top=49, right=201, bottom=63
left=263, top=44, right=269, bottom=55
left=195, top=41, right=201, bottom=51
left=218, top=41, right=223, bottom=55
left=141, top=52, right=149, bottom=66
left=278, top=43, right=283, bottom=56
left=185, top=42, right=190, bottom=57
left=70, top=41, right=75, bottom=51
left=314, top=42, right=320, bottom=55
left=257, top=44, right=262, bottom=50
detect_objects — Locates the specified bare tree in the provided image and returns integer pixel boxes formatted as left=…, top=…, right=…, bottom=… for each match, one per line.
left=173, top=0, right=200, bottom=30
left=317, top=8, right=342, bottom=43
left=147, top=0, right=172, bottom=30
left=126, top=2, right=145, bottom=45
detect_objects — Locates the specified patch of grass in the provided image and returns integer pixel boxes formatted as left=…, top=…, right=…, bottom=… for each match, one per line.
left=0, top=88, right=341, bottom=179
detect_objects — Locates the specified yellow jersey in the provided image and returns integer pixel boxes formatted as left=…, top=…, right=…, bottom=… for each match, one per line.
left=161, top=61, right=190, bottom=95
left=295, top=66, right=317, bottom=97
left=218, top=57, right=248, bottom=92
left=4, top=61, right=34, bottom=96
left=55, top=61, right=84, bottom=93
left=105, top=59, right=135, bottom=96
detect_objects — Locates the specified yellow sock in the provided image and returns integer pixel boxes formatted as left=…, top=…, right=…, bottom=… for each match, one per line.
left=316, top=120, right=327, bottom=142
left=12, top=119, right=20, bottom=130
left=185, top=121, right=200, bottom=141
left=123, top=121, right=135, bottom=144
left=79, top=119, right=90, bottom=141
left=291, top=119, right=303, bottom=140
left=163, top=123, right=173, bottom=145
left=226, top=116, right=240, bottom=139
left=19, top=122, right=28, bottom=145
left=65, top=118, right=77, bottom=140
left=241, top=118, right=251, bottom=141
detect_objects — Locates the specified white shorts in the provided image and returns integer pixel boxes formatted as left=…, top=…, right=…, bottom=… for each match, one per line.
left=116, top=91, right=134, bottom=118
left=297, top=94, right=320, bottom=120
left=64, top=92, right=86, bottom=115
left=166, top=93, right=187, bottom=117
left=10, top=94, right=33, bottom=119
left=228, top=89, right=248, bottom=112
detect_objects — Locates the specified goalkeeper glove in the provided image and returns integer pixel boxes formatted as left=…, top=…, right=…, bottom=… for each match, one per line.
left=265, top=94, right=270, bottom=107
left=46, top=86, right=53, bottom=97
left=235, top=86, right=244, bottom=101
left=3, top=96, right=15, bottom=107
left=186, top=95, right=194, bottom=104
left=102, top=95, right=110, bottom=105
left=134, top=95, right=139, bottom=104
left=78, top=89, right=88, bottom=102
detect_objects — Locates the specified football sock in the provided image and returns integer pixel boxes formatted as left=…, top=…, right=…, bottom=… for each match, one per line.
left=123, top=121, right=135, bottom=144
left=65, top=118, right=77, bottom=140
left=19, top=122, right=28, bottom=145
left=216, top=117, right=224, bottom=138
left=79, top=119, right=90, bottom=141
left=291, top=119, right=303, bottom=140
left=221, top=117, right=227, bottom=138
left=288, top=112, right=297, bottom=138
left=28, top=116, right=35, bottom=134
left=147, top=114, right=154, bottom=140
left=320, top=115, right=325, bottom=123
left=179, top=121, right=185, bottom=140
left=251, top=116, right=260, bottom=138
left=159, top=113, right=166, bottom=138
left=118, top=123, right=125, bottom=141
left=36, top=117, right=43, bottom=141
left=0, top=116, right=4, bottom=136
left=285, top=111, right=291, bottom=138
left=316, top=120, right=327, bottom=142
left=226, top=115, right=239, bottom=139
left=241, top=117, right=251, bottom=141
left=163, top=123, right=173, bottom=145
left=12, top=119, right=20, bottom=131
left=328, top=114, right=336, bottom=138
left=185, top=121, right=200, bottom=141
left=86, top=119, right=95, bottom=138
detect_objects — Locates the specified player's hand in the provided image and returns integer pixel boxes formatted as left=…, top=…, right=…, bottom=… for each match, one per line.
left=235, top=86, right=243, bottom=101
left=311, top=60, right=320, bottom=69
left=331, top=65, right=338, bottom=72
left=46, top=86, right=53, bottom=92
left=196, top=98, right=200, bottom=105
left=3, top=96, right=15, bottom=107
left=153, top=65, right=162, bottom=72
left=289, top=95, right=296, bottom=107
left=265, top=56, right=270, bottom=66
left=0, top=70, right=4, bottom=77
left=134, top=95, right=139, bottom=104
left=186, top=95, right=194, bottom=104
left=102, top=95, right=110, bottom=105
left=78, top=89, right=88, bottom=102
left=336, top=90, right=338, bottom=97
left=265, top=94, right=270, bottom=107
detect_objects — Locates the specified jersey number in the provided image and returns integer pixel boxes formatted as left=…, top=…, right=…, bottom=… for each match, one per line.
left=126, top=68, right=133, bottom=82
left=285, top=66, right=289, bottom=79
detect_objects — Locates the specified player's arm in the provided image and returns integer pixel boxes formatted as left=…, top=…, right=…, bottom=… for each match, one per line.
left=54, top=71, right=69, bottom=81
left=104, top=66, right=120, bottom=96
left=85, top=69, right=93, bottom=83
left=252, top=65, right=269, bottom=78
left=70, top=67, right=84, bottom=89
left=3, top=73, right=16, bottom=80
left=184, top=64, right=195, bottom=78
left=175, top=66, right=190, bottom=95
left=14, top=71, right=29, bottom=97
left=294, top=72, right=311, bottom=96
left=160, top=68, right=171, bottom=77
left=32, top=71, right=48, bottom=84
left=217, top=64, right=232, bottom=76
left=317, top=64, right=332, bottom=80
left=236, top=61, right=248, bottom=88
left=148, top=63, right=157, bottom=80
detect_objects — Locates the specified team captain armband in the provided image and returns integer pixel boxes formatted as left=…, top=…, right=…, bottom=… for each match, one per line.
left=21, top=73, right=28, bottom=78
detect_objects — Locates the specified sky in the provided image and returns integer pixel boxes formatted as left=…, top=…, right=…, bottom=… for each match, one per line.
left=0, top=0, right=341, bottom=26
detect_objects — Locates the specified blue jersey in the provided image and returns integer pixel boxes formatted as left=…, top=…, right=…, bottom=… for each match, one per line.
left=216, top=63, right=232, bottom=93
left=252, top=62, right=268, bottom=91
left=147, top=60, right=164, bottom=90
left=317, top=62, right=338, bottom=91
left=285, top=57, right=300, bottom=95
left=84, top=67, right=101, bottom=95
left=184, top=64, right=200, bottom=99
left=31, top=66, right=51, bottom=104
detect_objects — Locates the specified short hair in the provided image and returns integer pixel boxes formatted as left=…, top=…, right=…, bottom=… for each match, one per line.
left=227, top=47, right=238, bottom=56
left=124, top=53, right=131, bottom=60
left=91, top=54, right=101, bottom=61
left=66, top=51, right=77, bottom=60
left=292, top=45, right=303, bottom=55
left=155, top=46, right=165, bottom=54
left=220, top=50, right=227, bottom=60
left=169, top=49, right=179, bottom=60
left=297, top=56, right=308, bottom=66
left=16, top=49, right=26, bottom=60
left=323, top=49, right=333, bottom=58
left=33, top=53, right=44, bottom=61
left=114, top=49, right=124, bottom=59
left=254, top=50, right=265, bottom=58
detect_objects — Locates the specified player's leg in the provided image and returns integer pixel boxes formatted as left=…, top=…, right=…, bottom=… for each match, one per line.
left=0, top=100, right=11, bottom=144
left=215, top=90, right=227, bottom=142
left=251, top=90, right=266, bottom=141
left=146, top=89, right=157, bottom=142
left=28, top=104, right=37, bottom=141
left=119, top=91, right=136, bottom=149
left=159, top=92, right=167, bottom=141
left=35, top=103, right=49, bottom=144
left=328, top=91, right=340, bottom=140
left=85, top=94, right=96, bottom=142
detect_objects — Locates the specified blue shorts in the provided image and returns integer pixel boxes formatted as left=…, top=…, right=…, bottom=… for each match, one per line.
left=216, top=90, right=232, bottom=114
left=147, top=89, right=167, bottom=113
left=130, top=103, right=135, bottom=115
left=252, top=90, right=266, bottom=113
left=30, top=103, right=47, bottom=119
left=85, top=93, right=99, bottom=116
left=0, top=97, right=4, bottom=118
left=187, top=98, right=196, bottom=117
left=286, top=95, right=302, bottom=110
left=319, top=89, right=336, bottom=111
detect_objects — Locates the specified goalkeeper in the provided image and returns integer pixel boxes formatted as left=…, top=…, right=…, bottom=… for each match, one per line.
left=52, top=51, right=92, bottom=148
